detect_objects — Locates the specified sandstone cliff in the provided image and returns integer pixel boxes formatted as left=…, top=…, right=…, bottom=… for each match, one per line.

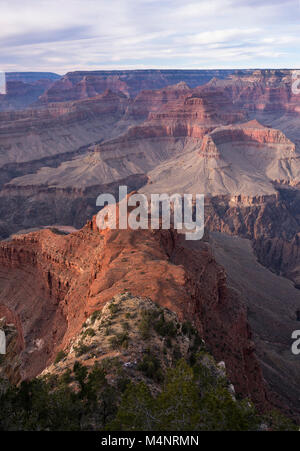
left=39, top=69, right=239, bottom=102
left=206, top=69, right=300, bottom=115
left=0, top=220, right=268, bottom=409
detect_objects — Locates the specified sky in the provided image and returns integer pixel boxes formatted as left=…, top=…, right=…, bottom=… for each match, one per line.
left=0, top=0, right=299, bottom=74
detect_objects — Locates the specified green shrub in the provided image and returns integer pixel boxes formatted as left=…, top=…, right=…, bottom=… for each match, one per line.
left=109, top=360, right=264, bottom=431
left=90, top=310, right=101, bottom=324
left=153, top=316, right=177, bottom=338
left=74, top=342, right=90, bottom=357
left=82, top=328, right=96, bottom=338
left=138, top=316, right=151, bottom=339
left=60, top=369, right=72, bottom=385
left=73, top=361, right=88, bottom=390
left=54, top=350, right=66, bottom=364
left=100, top=357, right=121, bottom=372
left=181, top=321, right=197, bottom=337
left=262, top=410, right=298, bottom=431
left=173, top=348, right=182, bottom=362
left=116, top=375, right=131, bottom=393
left=137, top=352, right=163, bottom=382
left=109, top=332, right=129, bottom=349
left=121, top=321, right=130, bottom=332
left=138, top=309, right=160, bottom=339
left=165, top=337, right=172, bottom=348
left=108, top=303, right=119, bottom=315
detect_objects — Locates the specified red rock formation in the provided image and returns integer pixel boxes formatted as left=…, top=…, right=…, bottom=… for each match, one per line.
left=0, top=218, right=269, bottom=410
left=126, top=81, right=191, bottom=119
left=206, top=70, right=300, bottom=114
left=38, top=70, right=238, bottom=103
left=0, top=78, right=57, bottom=111
left=0, top=90, right=129, bottom=134
left=39, top=74, right=130, bottom=103
left=110, top=88, right=246, bottom=143
left=0, top=90, right=131, bottom=172
left=199, top=120, right=296, bottom=154
left=144, top=89, right=246, bottom=137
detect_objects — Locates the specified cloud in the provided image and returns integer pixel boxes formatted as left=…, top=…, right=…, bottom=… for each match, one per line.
left=182, top=29, right=261, bottom=45
left=0, top=0, right=299, bottom=73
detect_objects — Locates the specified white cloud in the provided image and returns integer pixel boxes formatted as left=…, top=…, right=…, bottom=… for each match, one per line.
left=0, top=0, right=299, bottom=72
left=182, top=28, right=261, bottom=45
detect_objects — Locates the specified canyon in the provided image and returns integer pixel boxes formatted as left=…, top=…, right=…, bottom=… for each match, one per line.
left=0, top=69, right=300, bottom=421
left=0, top=218, right=269, bottom=410
left=0, top=72, right=60, bottom=111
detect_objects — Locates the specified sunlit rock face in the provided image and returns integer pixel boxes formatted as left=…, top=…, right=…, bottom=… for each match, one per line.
left=0, top=219, right=269, bottom=410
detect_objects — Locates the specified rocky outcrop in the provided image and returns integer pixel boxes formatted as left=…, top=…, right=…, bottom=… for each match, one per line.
left=201, top=120, right=296, bottom=148
left=202, top=184, right=300, bottom=285
left=254, top=233, right=300, bottom=287
left=41, top=294, right=205, bottom=386
left=0, top=218, right=268, bottom=409
left=5, top=73, right=60, bottom=84
left=206, top=70, right=300, bottom=115
left=0, top=86, right=249, bottom=236
left=126, top=81, right=191, bottom=119
left=39, top=69, right=240, bottom=103
left=103, top=88, right=246, bottom=145
left=0, top=90, right=132, bottom=171
left=41, top=293, right=243, bottom=419
left=142, top=89, right=246, bottom=138
left=0, top=174, right=147, bottom=237
left=141, top=120, right=300, bottom=197
left=0, top=73, right=60, bottom=111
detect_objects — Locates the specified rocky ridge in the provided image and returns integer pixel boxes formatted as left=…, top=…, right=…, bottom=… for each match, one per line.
left=0, top=218, right=268, bottom=409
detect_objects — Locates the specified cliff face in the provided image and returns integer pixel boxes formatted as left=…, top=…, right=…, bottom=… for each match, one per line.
left=206, top=70, right=300, bottom=115
left=0, top=91, right=128, bottom=140
left=142, top=89, right=246, bottom=139
left=126, top=81, right=191, bottom=119
left=39, top=69, right=239, bottom=102
left=254, top=232, right=300, bottom=287
left=0, top=86, right=249, bottom=237
left=0, top=90, right=131, bottom=170
left=0, top=174, right=147, bottom=237
left=199, top=188, right=300, bottom=297
left=0, top=220, right=268, bottom=409
left=41, top=293, right=208, bottom=391
left=104, top=87, right=246, bottom=144
left=141, top=119, right=300, bottom=199
left=0, top=75, right=59, bottom=112
left=201, top=120, right=296, bottom=147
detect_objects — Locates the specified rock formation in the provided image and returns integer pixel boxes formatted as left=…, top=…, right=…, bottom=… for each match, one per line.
left=0, top=85, right=247, bottom=235
left=0, top=72, right=60, bottom=111
left=141, top=120, right=300, bottom=196
left=1, top=68, right=300, bottom=422
left=39, top=69, right=240, bottom=103
left=206, top=69, right=300, bottom=114
left=0, top=218, right=268, bottom=409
